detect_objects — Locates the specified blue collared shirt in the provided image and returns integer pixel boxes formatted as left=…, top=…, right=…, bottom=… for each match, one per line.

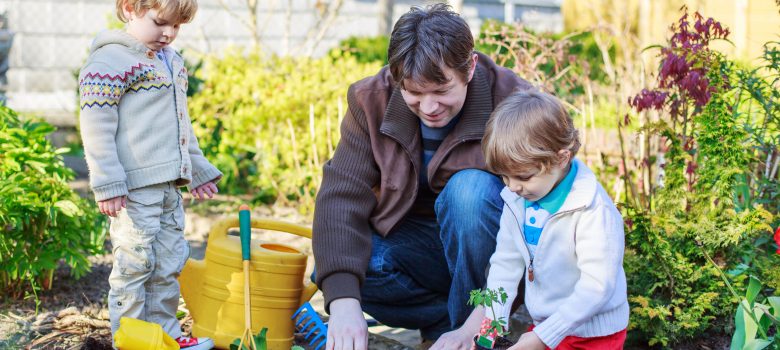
left=523, top=161, right=578, bottom=257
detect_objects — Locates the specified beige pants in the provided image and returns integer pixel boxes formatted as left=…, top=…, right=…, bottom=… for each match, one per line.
left=108, top=181, right=189, bottom=339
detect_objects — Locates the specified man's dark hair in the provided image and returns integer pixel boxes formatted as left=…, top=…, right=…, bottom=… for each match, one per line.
left=387, top=3, right=474, bottom=88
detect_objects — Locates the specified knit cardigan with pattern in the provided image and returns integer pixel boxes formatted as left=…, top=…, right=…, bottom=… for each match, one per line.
left=79, top=30, right=221, bottom=201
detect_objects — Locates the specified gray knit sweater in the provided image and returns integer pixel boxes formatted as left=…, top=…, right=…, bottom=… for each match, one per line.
left=79, top=30, right=221, bottom=201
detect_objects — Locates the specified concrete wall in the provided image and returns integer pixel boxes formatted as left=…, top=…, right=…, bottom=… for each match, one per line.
left=0, top=0, right=561, bottom=126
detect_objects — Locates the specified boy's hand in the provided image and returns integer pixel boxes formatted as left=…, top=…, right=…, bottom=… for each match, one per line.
left=509, top=331, right=546, bottom=350
left=98, top=196, right=126, bottom=217
left=431, top=305, right=484, bottom=350
left=429, top=327, right=475, bottom=350
left=192, top=181, right=218, bottom=200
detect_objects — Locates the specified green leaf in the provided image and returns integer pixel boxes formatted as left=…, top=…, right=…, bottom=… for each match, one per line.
left=253, top=327, right=268, bottom=350
left=767, top=297, right=780, bottom=320
left=54, top=200, right=81, bottom=217
left=229, top=338, right=247, bottom=350
left=746, top=276, right=761, bottom=306
left=742, top=339, right=772, bottom=350
left=743, top=300, right=760, bottom=344
left=731, top=301, right=747, bottom=350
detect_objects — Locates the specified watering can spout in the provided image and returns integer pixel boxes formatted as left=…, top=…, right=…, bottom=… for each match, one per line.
left=300, top=282, right=319, bottom=307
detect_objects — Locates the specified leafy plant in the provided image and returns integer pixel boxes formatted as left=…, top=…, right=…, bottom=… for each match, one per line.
left=230, top=327, right=267, bottom=350
left=468, top=287, right=509, bottom=348
left=622, top=8, right=777, bottom=346
left=725, top=276, right=780, bottom=349
left=0, top=106, right=106, bottom=299
left=188, top=49, right=380, bottom=213
left=330, top=35, right=389, bottom=64
left=476, top=20, right=601, bottom=101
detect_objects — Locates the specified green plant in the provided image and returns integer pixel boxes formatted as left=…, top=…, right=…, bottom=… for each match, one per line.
left=623, top=8, right=777, bottom=346
left=722, top=276, right=780, bottom=349
left=468, top=287, right=509, bottom=348
left=0, top=106, right=106, bottom=299
left=188, top=49, right=380, bottom=213
left=330, top=35, right=389, bottom=64
left=476, top=20, right=602, bottom=101
left=230, top=327, right=267, bottom=350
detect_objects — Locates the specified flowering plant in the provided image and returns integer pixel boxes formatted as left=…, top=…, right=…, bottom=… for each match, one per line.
left=468, top=287, right=509, bottom=348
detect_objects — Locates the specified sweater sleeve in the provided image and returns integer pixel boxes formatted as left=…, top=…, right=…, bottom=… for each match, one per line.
left=532, top=204, right=625, bottom=348
left=186, top=121, right=223, bottom=189
left=312, top=85, right=380, bottom=313
left=485, top=205, right=526, bottom=323
left=78, top=60, right=129, bottom=201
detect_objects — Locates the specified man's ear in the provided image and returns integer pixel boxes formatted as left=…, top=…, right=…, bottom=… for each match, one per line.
left=467, top=53, right=478, bottom=83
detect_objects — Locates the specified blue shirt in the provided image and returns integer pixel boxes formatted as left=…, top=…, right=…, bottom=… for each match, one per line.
left=523, top=161, right=578, bottom=257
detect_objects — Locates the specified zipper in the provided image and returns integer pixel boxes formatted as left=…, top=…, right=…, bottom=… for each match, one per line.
left=504, top=198, right=586, bottom=283
left=505, top=205, right=535, bottom=282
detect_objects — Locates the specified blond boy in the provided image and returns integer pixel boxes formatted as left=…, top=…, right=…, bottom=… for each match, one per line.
left=438, top=91, right=628, bottom=350
left=79, top=1, right=218, bottom=348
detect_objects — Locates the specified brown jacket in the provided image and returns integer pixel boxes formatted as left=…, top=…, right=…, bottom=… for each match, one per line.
left=313, top=53, right=532, bottom=309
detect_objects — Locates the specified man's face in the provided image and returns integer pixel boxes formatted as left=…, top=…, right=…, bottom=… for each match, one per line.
left=400, top=55, right=477, bottom=128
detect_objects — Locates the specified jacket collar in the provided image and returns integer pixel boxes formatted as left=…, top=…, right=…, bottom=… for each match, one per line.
left=501, top=159, right=597, bottom=215
left=379, top=65, right=493, bottom=145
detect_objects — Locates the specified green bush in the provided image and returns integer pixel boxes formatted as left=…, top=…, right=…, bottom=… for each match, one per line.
left=330, top=35, right=389, bottom=64
left=188, top=49, right=381, bottom=213
left=0, top=106, right=106, bottom=298
left=623, top=10, right=778, bottom=346
left=476, top=20, right=610, bottom=100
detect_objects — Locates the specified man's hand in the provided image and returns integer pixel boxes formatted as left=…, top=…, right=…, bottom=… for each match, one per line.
left=192, top=181, right=218, bottom=200
left=509, top=331, right=546, bottom=350
left=98, top=196, right=126, bottom=217
left=327, top=298, right=368, bottom=350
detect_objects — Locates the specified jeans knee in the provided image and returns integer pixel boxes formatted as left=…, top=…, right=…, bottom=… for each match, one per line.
left=436, top=169, right=503, bottom=220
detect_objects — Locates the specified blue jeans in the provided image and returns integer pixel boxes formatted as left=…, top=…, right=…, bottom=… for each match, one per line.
left=360, top=169, right=504, bottom=340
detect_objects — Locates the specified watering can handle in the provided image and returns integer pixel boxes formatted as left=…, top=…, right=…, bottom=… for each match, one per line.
left=207, top=216, right=319, bottom=303
left=208, top=217, right=312, bottom=244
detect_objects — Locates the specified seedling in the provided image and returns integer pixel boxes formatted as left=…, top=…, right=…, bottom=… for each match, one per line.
left=230, top=327, right=267, bottom=350
left=468, top=287, right=509, bottom=349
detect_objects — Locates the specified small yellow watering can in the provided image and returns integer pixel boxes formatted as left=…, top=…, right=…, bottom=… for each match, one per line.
left=179, top=216, right=318, bottom=349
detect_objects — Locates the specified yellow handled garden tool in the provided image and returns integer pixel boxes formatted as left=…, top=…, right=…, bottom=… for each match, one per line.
left=237, top=204, right=258, bottom=350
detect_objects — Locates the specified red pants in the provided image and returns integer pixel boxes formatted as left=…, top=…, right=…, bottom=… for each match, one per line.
left=528, top=325, right=626, bottom=349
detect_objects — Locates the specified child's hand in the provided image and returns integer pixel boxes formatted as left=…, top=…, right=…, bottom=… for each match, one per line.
left=429, top=327, right=475, bottom=350
left=509, top=331, right=546, bottom=350
left=192, top=181, right=218, bottom=200
left=98, top=196, right=126, bottom=217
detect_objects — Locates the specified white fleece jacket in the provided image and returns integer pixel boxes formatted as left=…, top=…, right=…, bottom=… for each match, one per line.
left=485, top=159, right=629, bottom=348
left=78, top=30, right=221, bottom=201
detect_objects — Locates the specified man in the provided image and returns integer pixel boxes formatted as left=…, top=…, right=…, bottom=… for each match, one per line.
left=312, top=4, right=531, bottom=350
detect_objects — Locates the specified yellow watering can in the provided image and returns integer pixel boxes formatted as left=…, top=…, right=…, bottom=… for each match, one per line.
left=114, top=317, right=179, bottom=350
left=179, top=216, right=318, bottom=349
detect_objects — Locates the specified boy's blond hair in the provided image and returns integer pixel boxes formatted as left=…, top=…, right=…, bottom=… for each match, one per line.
left=483, top=90, right=581, bottom=175
left=116, top=0, right=198, bottom=24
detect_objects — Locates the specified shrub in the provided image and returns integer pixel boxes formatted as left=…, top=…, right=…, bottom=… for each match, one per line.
left=624, top=9, right=777, bottom=346
left=476, top=20, right=609, bottom=100
left=330, top=35, right=389, bottom=64
left=188, top=50, right=381, bottom=213
left=0, top=106, right=106, bottom=298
